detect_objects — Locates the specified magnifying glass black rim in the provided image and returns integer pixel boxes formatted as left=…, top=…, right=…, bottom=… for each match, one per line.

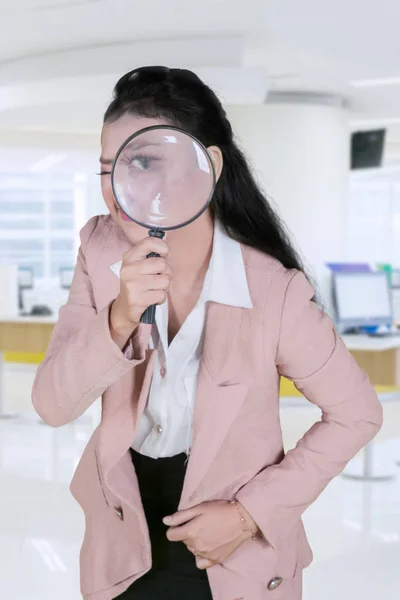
left=111, top=124, right=217, bottom=232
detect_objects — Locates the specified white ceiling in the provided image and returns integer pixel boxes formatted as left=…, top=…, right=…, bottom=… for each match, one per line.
left=1, top=0, right=400, bottom=159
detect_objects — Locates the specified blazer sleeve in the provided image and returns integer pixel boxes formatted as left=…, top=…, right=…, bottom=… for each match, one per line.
left=236, top=270, right=383, bottom=549
left=32, top=216, right=147, bottom=427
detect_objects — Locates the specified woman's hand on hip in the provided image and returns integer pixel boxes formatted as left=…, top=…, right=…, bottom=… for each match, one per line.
left=163, top=500, right=259, bottom=570
left=110, top=236, right=171, bottom=348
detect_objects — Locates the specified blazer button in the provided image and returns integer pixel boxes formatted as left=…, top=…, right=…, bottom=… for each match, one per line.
left=114, top=506, right=124, bottom=521
left=267, top=577, right=283, bottom=591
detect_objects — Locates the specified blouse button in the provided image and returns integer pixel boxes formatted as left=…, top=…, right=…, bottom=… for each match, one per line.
left=160, top=366, right=167, bottom=378
left=156, top=424, right=163, bottom=434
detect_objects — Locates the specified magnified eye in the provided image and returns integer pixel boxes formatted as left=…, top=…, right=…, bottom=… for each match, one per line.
left=130, top=155, right=157, bottom=171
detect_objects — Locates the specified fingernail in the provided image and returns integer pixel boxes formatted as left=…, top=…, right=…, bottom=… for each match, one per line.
left=163, top=516, right=172, bottom=525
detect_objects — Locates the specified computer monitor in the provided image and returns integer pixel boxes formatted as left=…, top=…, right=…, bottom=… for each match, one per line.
left=18, top=266, right=34, bottom=311
left=332, top=271, right=393, bottom=331
left=59, top=267, right=74, bottom=290
left=18, top=266, right=34, bottom=289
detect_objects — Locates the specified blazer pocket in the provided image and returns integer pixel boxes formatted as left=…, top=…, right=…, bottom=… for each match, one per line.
left=78, top=470, right=144, bottom=594
left=262, top=531, right=305, bottom=599
left=71, top=443, right=142, bottom=596
left=218, top=532, right=301, bottom=597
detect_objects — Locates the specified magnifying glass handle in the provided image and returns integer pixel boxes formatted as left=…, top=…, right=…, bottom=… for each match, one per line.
left=140, top=230, right=165, bottom=325
left=141, top=251, right=160, bottom=325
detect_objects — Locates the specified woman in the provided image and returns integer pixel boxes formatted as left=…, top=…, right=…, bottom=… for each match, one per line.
left=32, top=66, right=382, bottom=600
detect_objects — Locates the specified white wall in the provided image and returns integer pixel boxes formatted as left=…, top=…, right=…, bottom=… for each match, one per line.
left=227, top=101, right=350, bottom=306
left=348, top=167, right=400, bottom=267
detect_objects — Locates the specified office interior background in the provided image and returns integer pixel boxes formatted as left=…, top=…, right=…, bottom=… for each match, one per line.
left=0, top=1, right=400, bottom=599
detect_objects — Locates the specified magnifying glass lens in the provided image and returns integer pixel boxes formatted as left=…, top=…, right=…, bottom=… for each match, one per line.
left=112, top=127, right=215, bottom=231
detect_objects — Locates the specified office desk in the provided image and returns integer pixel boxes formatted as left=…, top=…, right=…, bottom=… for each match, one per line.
left=342, top=334, right=400, bottom=386
left=0, top=315, right=56, bottom=416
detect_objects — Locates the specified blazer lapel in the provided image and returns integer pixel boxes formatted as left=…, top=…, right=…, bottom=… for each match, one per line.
left=103, top=348, right=157, bottom=504
left=180, top=302, right=248, bottom=507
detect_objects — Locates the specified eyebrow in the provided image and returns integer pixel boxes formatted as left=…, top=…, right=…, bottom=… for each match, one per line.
left=99, top=156, right=113, bottom=165
left=99, top=141, right=165, bottom=165
left=129, top=141, right=163, bottom=151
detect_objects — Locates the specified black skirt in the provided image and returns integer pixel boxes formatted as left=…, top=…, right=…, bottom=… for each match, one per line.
left=114, top=449, right=213, bottom=600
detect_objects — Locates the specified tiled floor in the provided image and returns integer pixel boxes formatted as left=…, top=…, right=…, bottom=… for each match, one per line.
left=1, top=365, right=400, bottom=599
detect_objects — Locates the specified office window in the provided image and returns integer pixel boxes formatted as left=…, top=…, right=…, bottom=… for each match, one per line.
left=348, top=170, right=400, bottom=266
left=0, top=171, right=84, bottom=281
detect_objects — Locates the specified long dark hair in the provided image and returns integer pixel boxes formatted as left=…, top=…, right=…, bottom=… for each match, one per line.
left=104, top=66, right=307, bottom=274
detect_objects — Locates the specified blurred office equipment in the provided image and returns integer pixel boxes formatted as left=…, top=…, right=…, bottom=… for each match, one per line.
left=393, top=289, right=400, bottom=326
left=22, top=286, right=62, bottom=316
left=0, top=265, right=18, bottom=317
left=392, top=269, right=400, bottom=325
left=30, top=305, right=53, bottom=316
left=18, top=266, right=34, bottom=288
left=391, top=268, right=400, bottom=288
left=351, top=129, right=386, bottom=170
left=376, top=263, right=393, bottom=291
left=332, top=271, right=393, bottom=334
left=17, top=266, right=54, bottom=317
left=331, top=269, right=400, bottom=386
left=17, top=266, right=34, bottom=312
left=59, top=266, right=74, bottom=290
left=327, top=262, right=371, bottom=273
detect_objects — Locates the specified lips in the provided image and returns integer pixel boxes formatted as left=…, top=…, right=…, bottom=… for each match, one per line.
left=118, top=209, right=132, bottom=222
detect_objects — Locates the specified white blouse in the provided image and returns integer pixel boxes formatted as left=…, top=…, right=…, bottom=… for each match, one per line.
left=109, top=222, right=252, bottom=459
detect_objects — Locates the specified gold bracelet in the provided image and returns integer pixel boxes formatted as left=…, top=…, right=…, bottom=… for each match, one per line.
left=231, top=501, right=258, bottom=540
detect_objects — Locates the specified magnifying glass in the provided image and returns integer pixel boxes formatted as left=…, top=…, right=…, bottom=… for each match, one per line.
left=111, top=125, right=217, bottom=325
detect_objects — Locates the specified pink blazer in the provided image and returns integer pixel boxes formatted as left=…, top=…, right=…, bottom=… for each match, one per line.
left=32, top=215, right=383, bottom=600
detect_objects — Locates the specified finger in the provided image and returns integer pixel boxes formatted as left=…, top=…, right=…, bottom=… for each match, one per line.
left=163, top=505, right=203, bottom=527
left=196, top=557, right=214, bottom=570
left=187, top=544, right=207, bottom=560
left=166, top=523, right=192, bottom=543
left=143, top=274, right=170, bottom=292
left=125, top=237, right=169, bottom=261
left=141, top=290, right=168, bottom=307
left=138, top=256, right=168, bottom=274
left=122, top=258, right=168, bottom=278
left=186, top=545, right=199, bottom=557
left=138, top=236, right=169, bottom=258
